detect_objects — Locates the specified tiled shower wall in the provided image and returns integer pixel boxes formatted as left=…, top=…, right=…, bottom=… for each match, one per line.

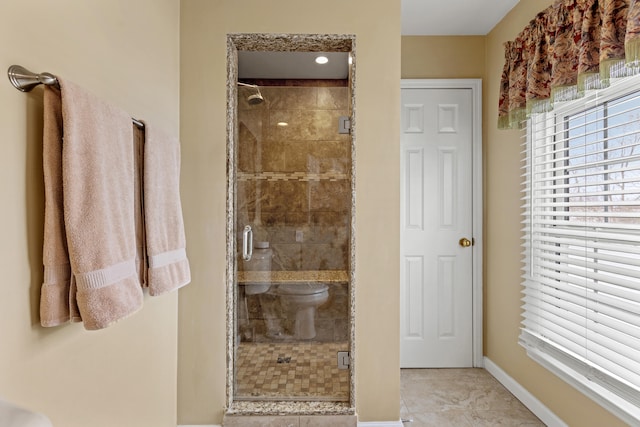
left=237, top=83, right=351, bottom=272
left=236, top=82, right=351, bottom=342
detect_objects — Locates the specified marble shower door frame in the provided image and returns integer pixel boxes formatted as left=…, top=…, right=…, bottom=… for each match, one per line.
left=225, top=33, right=357, bottom=416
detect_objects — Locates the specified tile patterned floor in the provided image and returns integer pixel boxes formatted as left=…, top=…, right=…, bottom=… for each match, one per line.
left=401, top=369, right=545, bottom=427
left=236, top=342, right=350, bottom=401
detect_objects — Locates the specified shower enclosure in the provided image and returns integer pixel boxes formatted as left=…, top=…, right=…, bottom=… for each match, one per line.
left=226, top=34, right=355, bottom=411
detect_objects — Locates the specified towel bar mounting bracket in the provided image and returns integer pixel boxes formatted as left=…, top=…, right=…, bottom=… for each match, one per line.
left=7, top=65, right=58, bottom=92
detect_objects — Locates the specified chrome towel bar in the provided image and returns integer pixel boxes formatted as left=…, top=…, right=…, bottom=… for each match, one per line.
left=7, top=65, right=144, bottom=129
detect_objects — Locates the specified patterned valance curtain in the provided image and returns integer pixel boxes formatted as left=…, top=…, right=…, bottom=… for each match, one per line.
left=498, top=0, right=640, bottom=130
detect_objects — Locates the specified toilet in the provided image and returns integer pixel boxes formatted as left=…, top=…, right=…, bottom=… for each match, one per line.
left=271, top=283, right=329, bottom=340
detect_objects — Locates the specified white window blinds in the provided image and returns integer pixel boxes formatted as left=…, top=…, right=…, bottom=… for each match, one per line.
left=521, top=78, right=640, bottom=423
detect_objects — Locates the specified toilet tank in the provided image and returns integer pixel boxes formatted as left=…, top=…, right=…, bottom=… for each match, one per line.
left=242, top=241, right=272, bottom=295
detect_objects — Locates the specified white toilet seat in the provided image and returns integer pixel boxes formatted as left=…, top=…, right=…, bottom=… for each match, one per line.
left=274, top=283, right=328, bottom=296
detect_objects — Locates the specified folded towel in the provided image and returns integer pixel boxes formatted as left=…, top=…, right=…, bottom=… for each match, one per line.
left=39, top=80, right=187, bottom=329
left=40, top=79, right=144, bottom=330
left=40, top=86, right=80, bottom=326
left=61, top=78, right=145, bottom=329
left=142, top=121, right=191, bottom=295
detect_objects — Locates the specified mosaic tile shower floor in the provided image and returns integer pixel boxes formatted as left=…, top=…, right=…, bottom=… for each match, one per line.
left=235, top=342, right=350, bottom=401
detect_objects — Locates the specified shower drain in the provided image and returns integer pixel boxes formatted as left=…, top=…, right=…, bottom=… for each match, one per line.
left=276, top=356, right=292, bottom=364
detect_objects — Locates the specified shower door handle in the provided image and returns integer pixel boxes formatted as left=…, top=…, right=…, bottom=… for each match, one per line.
left=242, top=225, right=253, bottom=261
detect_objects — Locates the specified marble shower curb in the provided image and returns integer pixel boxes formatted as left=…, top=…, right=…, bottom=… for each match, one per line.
left=177, top=420, right=405, bottom=427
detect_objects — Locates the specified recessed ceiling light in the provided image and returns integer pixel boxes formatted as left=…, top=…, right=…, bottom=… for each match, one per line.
left=315, top=56, right=329, bottom=65
left=277, top=122, right=289, bottom=127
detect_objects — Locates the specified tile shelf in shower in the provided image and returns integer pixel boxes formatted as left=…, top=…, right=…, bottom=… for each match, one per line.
left=237, top=270, right=348, bottom=284
left=237, top=171, right=349, bottom=182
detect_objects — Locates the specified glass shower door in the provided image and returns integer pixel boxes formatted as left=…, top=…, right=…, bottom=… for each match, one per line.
left=234, top=80, right=352, bottom=402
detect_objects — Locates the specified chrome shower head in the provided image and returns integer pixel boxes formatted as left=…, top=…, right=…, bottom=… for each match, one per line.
left=247, top=91, right=264, bottom=105
left=238, top=82, right=265, bottom=105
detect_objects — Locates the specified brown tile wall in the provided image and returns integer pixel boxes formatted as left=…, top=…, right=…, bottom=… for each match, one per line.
left=237, top=84, right=351, bottom=272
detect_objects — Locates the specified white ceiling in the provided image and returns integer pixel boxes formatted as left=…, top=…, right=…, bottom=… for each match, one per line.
left=238, top=1, right=520, bottom=79
left=402, top=0, right=520, bottom=35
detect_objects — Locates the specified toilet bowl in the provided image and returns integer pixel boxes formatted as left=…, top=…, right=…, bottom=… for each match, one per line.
left=272, top=282, right=329, bottom=340
left=244, top=282, right=271, bottom=295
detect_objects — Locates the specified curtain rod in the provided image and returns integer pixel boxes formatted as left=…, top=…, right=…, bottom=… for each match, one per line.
left=7, top=65, right=144, bottom=129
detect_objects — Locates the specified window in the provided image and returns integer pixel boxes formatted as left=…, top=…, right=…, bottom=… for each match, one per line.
left=521, top=77, right=640, bottom=423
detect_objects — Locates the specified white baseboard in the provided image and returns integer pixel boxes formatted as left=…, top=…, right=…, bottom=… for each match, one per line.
left=484, top=357, right=567, bottom=427
left=357, top=422, right=403, bottom=427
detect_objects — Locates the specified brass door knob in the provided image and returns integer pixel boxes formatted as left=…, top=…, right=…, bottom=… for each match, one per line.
left=459, top=237, right=472, bottom=248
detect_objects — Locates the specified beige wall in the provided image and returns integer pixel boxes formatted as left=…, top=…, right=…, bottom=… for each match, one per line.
left=484, top=1, right=628, bottom=426
left=0, top=2, right=180, bottom=427
left=401, top=36, right=486, bottom=79
left=179, top=0, right=401, bottom=424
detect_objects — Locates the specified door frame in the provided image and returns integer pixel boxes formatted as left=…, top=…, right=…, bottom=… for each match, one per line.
left=400, top=79, right=483, bottom=367
left=226, top=34, right=358, bottom=411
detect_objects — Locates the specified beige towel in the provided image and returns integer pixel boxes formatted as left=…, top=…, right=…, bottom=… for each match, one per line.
left=142, top=122, right=191, bottom=295
left=40, top=79, right=144, bottom=330
left=40, top=86, right=79, bottom=326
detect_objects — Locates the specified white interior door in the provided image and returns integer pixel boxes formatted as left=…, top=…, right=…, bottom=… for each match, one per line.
left=400, top=85, right=475, bottom=368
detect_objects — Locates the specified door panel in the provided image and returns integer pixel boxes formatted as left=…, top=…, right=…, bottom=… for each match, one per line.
left=400, top=87, right=473, bottom=368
